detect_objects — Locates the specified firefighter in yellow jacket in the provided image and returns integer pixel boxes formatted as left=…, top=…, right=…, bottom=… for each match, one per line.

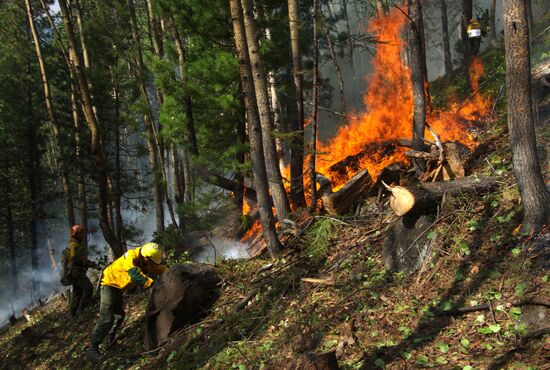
left=87, top=242, right=166, bottom=362
left=466, top=18, right=482, bottom=55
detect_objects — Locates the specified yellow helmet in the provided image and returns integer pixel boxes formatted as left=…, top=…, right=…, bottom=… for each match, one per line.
left=140, top=242, right=164, bottom=264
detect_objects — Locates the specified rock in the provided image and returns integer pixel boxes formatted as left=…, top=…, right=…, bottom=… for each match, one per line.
left=519, top=304, right=550, bottom=332
left=144, top=263, right=220, bottom=349
left=382, top=214, right=435, bottom=274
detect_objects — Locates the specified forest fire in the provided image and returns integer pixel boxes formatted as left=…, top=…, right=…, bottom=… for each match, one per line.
left=243, top=7, right=492, bottom=242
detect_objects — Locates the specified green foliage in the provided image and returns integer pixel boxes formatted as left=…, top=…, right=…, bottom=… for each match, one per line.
left=300, top=217, right=341, bottom=262
left=177, top=188, right=236, bottom=232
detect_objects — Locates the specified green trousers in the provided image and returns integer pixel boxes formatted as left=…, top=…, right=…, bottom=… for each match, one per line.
left=70, top=268, right=93, bottom=316
left=91, top=285, right=125, bottom=347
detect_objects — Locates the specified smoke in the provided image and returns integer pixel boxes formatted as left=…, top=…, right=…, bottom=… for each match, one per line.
left=194, top=237, right=251, bottom=264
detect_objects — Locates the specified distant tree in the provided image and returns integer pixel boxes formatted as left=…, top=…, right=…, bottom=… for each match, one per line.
left=503, top=0, right=550, bottom=231
left=461, top=0, right=473, bottom=87
left=439, top=0, right=453, bottom=75
left=489, top=0, right=499, bottom=47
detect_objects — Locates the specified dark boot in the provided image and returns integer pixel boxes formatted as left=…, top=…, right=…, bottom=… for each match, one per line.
left=86, top=345, right=104, bottom=362
left=103, top=333, right=117, bottom=351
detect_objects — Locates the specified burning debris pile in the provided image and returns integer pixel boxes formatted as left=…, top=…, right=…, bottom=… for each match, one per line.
left=243, top=8, right=493, bottom=248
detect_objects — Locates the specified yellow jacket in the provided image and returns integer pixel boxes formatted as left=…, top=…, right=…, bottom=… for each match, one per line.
left=68, top=237, right=89, bottom=268
left=101, top=247, right=167, bottom=290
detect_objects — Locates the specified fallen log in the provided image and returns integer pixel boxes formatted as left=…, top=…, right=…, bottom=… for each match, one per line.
left=384, top=176, right=497, bottom=216
left=317, top=170, right=374, bottom=215
left=196, top=168, right=257, bottom=204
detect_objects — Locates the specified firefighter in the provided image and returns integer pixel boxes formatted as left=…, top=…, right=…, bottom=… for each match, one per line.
left=86, top=242, right=167, bottom=362
left=466, top=18, right=482, bottom=55
left=67, top=224, right=96, bottom=317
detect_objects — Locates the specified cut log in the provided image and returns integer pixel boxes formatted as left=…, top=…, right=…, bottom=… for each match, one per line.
left=317, top=170, right=374, bottom=215
left=385, top=176, right=497, bottom=216
left=304, top=351, right=340, bottom=370
left=196, top=167, right=257, bottom=203
left=441, top=142, right=465, bottom=180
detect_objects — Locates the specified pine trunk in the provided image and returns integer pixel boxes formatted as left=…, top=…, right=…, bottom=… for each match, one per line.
left=287, top=0, right=306, bottom=207
left=70, top=79, right=87, bottom=236
left=309, top=0, right=319, bottom=214
left=503, top=0, right=550, bottom=230
left=4, top=161, right=18, bottom=297
left=59, top=0, right=123, bottom=257
left=229, top=0, right=282, bottom=257
left=25, top=0, right=75, bottom=226
left=241, top=0, right=291, bottom=221
left=409, top=0, right=426, bottom=157
left=341, top=0, right=354, bottom=69
left=440, top=0, right=453, bottom=75
left=375, top=0, right=385, bottom=17
left=324, top=23, right=347, bottom=124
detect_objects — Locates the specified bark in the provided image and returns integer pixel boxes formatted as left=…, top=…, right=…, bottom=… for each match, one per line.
left=526, top=0, right=533, bottom=38
left=287, top=0, right=307, bottom=207
left=235, top=96, right=247, bottom=211
left=241, top=0, right=291, bottom=220
left=375, top=0, right=386, bottom=17
left=70, top=78, right=87, bottom=237
left=172, top=147, right=185, bottom=204
left=489, top=0, right=498, bottom=48
left=503, top=0, right=550, bottom=230
left=309, top=0, right=320, bottom=214
left=462, top=0, right=473, bottom=87
left=440, top=0, right=453, bottom=75
left=408, top=0, right=427, bottom=158
left=25, top=0, right=75, bottom=226
left=59, top=0, right=123, bottom=257
left=317, top=170, right=373, bottom=215
left=229, top=0, right=282, bottom=257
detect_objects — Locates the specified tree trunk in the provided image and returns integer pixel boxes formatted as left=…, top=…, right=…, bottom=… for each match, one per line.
left=59, top=0, right=123, bottom=257
left=113, top=73, right=124, bottom=244
left=526, top=0, right=533, bottom=39
left=341, top=0, right=354, bottom=69
left=168, top=16, right=198, bottom=202
left=440, top=0, right=453, bottom=75
left=309, top=0, right=320, bottom=214
left=229, top=0, right=282, bottom=257
left=503, top=0, right=550, bottom=230
left=408, top=0, right=427, bottom=159
left=241, top=0, right=291, bottom=221
left=4, top=160, right=18, bottom=298
left=287, top=0, right=307, bottom=207
left=70, top=78, right=87, bottom=237
left=375, top=0, right=386, bottom=18
left=489, top=0, right=499, bottom=48
left=25, top=0, right=75, bottom=226
left=24, top=60, right=40, bottom=298
left=462, top=0, right=473, bottom=88
left=324, top=21, right=347, bottom=125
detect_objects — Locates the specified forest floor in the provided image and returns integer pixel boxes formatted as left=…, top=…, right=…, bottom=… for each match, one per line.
left=1, top=46, right=550, bottom=370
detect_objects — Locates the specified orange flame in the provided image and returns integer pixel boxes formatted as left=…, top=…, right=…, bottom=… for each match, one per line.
left=244, top=6, right=492, bottom=241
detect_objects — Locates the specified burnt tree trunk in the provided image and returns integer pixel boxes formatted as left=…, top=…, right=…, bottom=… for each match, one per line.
left=230, top=0, right=282, bottom=257
left=241, top=0, right=291, bottom=221
left=440, top=0, right=453, bottom=75
left=503, top=0, right=550, bottom=230
left=288, top=0, right=307, bottom=207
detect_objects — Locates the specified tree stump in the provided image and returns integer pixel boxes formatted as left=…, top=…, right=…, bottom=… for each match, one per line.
left=144, top=263, right=220, bottom=349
